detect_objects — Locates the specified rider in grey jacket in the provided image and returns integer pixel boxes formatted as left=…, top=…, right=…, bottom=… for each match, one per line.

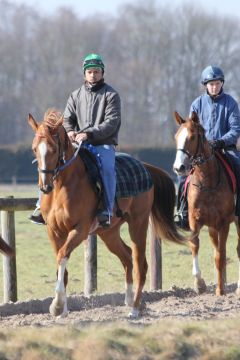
left=30, top=54, right=121, bottom=228
left=63, top=54, right=121, bottom=228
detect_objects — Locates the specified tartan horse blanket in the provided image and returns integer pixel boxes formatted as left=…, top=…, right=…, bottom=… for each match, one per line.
left=79, top=149, right=153, bottom=199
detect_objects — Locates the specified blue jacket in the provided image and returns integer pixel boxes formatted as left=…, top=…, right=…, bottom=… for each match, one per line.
left=190, top=90, right=240, bottom=147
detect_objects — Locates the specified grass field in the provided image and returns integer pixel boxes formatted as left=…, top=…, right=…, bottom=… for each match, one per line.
left=1, top=318, right=240, bottom=359
left=0, top=184, right=239, bottom=303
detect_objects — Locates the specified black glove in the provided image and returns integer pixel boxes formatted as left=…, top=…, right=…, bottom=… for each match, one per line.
left=209, top=139, right=225, bottom=150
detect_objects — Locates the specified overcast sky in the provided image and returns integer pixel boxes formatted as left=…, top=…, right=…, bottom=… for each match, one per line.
left=6, top=0, right=240, bottom=18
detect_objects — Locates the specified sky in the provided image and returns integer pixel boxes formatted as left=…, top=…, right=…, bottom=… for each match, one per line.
left=6, top=0, right=240, bottom=18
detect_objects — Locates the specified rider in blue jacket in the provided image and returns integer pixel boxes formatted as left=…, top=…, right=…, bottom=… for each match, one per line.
left=175, top=65, right=240, bottom=230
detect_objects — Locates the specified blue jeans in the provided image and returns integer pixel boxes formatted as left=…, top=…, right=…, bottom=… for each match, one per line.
left=93, top=144, right=116, bottom=217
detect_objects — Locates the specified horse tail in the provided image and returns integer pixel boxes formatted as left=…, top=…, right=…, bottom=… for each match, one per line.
left=144, top=163, right=186, bottom=245
left=0, top=235, right=14, bottom=257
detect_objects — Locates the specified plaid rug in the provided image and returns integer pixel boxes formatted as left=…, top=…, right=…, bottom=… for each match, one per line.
left=115, top=152, right=153, bottom=198
left=80, top=149, right=153, bottom=199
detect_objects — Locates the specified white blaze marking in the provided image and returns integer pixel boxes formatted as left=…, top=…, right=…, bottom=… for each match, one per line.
left=38, top=142, right=48, bottom=184
left=173, top=127, right=188, bottom=170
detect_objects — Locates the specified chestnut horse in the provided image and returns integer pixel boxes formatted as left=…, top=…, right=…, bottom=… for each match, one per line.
left=0, top=236, right=14, bottom=256
left=28, top=109, right=185, bottom=318
left=173, top=111, right=240, bottom=296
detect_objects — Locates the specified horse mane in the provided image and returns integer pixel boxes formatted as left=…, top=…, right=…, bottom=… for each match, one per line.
left=43, top=108, right=63, bottom=129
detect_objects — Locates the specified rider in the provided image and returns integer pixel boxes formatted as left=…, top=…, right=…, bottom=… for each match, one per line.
left=175, top=65, right=240, bottom=230
left=30, top=53, right=121, bottom=228
left=64, top=53, right=121, bottom=227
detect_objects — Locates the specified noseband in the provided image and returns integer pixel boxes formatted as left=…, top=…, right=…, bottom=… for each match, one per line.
left=177, top=125, right=221, bottom=191
left=36, top=130, right=82, bottom=181
left=36, top=130, right=68, bottom=181
left=177, top=126, right=214, bottom=167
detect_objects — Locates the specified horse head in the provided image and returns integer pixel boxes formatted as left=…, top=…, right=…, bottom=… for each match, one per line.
left=28, top=108, right=69, bottom=194
left=173, top=111, right=209, bottom=176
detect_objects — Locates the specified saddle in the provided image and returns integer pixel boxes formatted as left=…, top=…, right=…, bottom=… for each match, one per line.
left=79, top=147, right=153, bottom=214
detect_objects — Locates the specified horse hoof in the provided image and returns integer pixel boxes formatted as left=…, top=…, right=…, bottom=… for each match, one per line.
left=57, top=310, right=69, bottom=319
left=215, top=288, right=225, bottom=296
left=49, top=299, right=64, bottom=317
left=128, top=307, right=140, bottom=319
left=194, top=278, right=207, bottom=294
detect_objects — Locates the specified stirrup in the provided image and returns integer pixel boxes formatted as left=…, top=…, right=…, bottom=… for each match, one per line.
left=96, top=211, right=111, bottom=228
left=174, top=214, right=190, bottom=231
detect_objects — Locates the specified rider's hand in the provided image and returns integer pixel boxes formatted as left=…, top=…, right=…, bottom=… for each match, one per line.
left=75, top=133, right=88, bottom=143
left=67, top=131, right=76, bottom=142
left=209, top=139, right=225, bottom=150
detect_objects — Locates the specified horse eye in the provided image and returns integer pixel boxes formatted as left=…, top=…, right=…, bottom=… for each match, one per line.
left=191, top=135, right=195, bottom=141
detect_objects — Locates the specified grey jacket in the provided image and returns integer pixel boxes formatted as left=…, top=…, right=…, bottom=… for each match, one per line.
left=63, top=81, right=121, bottom=145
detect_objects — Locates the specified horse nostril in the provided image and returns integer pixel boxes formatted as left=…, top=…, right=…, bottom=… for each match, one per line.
left=179, top=165, right=185, bottom=173
left=40, top=185, right=53, bottom=194
left=46, top=185, right=53, bottom=193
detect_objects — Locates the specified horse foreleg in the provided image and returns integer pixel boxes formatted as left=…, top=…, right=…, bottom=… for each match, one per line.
left=212, top=225, right=228, bottom=296
left=189, top=232, right=206, bottom=294
left=50, top=257, right=69, bottom=317
left=99, top=228, right=134, bottom=307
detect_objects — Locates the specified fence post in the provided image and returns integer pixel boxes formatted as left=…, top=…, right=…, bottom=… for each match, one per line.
left=1, top=196, right=17, bottom=302
left=149, top=220, right=162, bottom=290
left=84, top=234, right=97, bottom=295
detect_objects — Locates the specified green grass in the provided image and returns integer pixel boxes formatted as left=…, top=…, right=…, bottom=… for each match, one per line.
left=0, top=184, right=239, bottom=302
left=1, top=318, right=240, bottom=359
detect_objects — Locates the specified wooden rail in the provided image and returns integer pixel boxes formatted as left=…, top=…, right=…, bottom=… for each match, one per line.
left=0, top=196, right=161, bottom=303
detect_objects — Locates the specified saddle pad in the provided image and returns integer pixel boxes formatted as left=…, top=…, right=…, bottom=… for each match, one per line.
left=80, top=148, right=153, bottom=199
left=115, top=152, right=153, bottom=198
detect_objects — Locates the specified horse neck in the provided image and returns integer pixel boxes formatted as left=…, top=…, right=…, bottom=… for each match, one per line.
left=55, top=141, right=86, bottom=187
left=192, top=148, right=219, bottom=185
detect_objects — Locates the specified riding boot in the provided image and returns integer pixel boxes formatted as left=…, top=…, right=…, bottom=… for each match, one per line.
left=29, top=207, right=45, bottom=225
left=96, top=209, right=111, bottom=228
left=174, top=176, right=190, bottom=231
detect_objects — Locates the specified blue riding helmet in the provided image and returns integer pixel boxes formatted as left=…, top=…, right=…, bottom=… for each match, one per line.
left=201, top=65, right=224, bottom=85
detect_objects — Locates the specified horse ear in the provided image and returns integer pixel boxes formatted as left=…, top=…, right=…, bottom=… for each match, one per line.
left=28, top=114, right=39, bottom=132
left=174, top=111, right=185, bottom=125
left=191, top=111, right=199, bottom=124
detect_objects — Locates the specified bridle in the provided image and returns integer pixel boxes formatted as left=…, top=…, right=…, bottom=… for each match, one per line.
left=35, top=129, right=82, bottom=182
left=34, top=124, right=91, bottom=184
left=177, top=124, right=221, bottom=191
left=177, top=124, right=214, bottom=167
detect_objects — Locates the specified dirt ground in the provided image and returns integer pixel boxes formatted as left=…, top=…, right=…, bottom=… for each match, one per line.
left=0, top=283, right=239, bottom=328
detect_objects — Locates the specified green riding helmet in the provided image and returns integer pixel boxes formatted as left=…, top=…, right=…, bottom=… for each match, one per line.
left=83, top=53, right=105, bottom=72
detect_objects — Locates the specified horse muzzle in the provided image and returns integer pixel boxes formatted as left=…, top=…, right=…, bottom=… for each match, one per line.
left=173, top=164, right=189, bottom=176
left=40, top=184, right=53, bottom=194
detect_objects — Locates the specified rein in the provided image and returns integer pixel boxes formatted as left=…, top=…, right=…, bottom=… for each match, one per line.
left=36, top=131, right=83, bottom=181
left=177, top=130, right=214, bottom=166
left=179, top=127, right=222, bottom=192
